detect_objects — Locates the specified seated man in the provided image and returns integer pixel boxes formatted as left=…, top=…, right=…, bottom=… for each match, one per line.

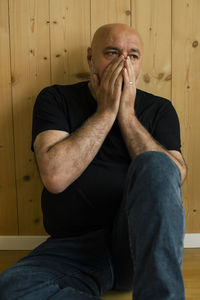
left=0, top=23, right=187, bottom=300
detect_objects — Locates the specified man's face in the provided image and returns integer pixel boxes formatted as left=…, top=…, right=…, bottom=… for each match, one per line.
left=88, top=26, right=143, bottom=84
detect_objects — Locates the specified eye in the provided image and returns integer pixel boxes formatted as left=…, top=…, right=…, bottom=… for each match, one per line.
left=105, top=51, right=119, bottom=57
left=129, top=54, right=139, bottom=60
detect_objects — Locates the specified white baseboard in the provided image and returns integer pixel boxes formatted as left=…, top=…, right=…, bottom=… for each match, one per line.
left=0, top=234, right=199, bottom=250
left=184, top=234, right=200, bottom=248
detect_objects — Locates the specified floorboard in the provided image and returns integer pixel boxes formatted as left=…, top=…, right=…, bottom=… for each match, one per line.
left=0, top=249, right=199, bottom=299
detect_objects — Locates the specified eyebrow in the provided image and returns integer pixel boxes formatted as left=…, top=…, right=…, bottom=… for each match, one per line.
left=104, top=46, right=141, bottom=55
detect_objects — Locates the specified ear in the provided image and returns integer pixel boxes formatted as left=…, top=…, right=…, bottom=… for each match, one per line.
left=87, top=47, right=92, bottom=68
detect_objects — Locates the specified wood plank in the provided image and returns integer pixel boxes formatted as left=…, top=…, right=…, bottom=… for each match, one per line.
left=9, top=0, right=51, bottom=234
left=91, top=0, right=131, bottom=37
left=0, top=250, right=30, bottom=273
left=182, top=249, right=200, bottom=299
left=50, top=0, right=91, bottom=85
left=132, top=0, right=171, bottom=99
left=102, top=290, right=131, bottom=300
left=102, top=249, right=200, bottom=299
left=0, top=0, right=18, bottom=234
left=0, top=0, right=198, bottom=238
left=0, top=249, right=199, bottom=299
left=172, top=0, right=200, bottom=232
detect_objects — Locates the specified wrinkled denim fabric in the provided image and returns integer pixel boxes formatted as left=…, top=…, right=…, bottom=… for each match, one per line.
left=0, top=151, right=185, bottom=300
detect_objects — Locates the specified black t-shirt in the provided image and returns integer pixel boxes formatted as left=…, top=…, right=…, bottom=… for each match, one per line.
left=32, top=81, right=181, bottom=237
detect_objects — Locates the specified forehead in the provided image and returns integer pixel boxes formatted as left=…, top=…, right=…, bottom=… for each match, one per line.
left=98, top=29, right=142, bottom=51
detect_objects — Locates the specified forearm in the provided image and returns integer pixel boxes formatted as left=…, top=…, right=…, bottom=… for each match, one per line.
left=39, top=111, right=115, bottom=193
left=118, top=113, right=186, bottom=183
left=36, top=57, right=125, bottom=193
left=118, top=113, right=159, bottom=157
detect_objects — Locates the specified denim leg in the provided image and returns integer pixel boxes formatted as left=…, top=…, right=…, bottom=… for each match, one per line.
left=0, top=266, right=101, bottom=300
left=0, top=229, right=114, bottom=300
left=111, top=151, right=185, bottom=300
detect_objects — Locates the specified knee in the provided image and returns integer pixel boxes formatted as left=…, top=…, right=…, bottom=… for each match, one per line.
left=128, top=151, right=181, bottom=188
left=125, top=151, right=183, bottom=213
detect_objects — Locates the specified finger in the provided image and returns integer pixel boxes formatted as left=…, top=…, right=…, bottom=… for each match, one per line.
left=126, top=56, right=135, bottom=83
left=115, top=72, right=123, bottom=89
left=123, top=67, right=130, bottom=89
left=124, top=58, right=130, bottom=77
left=93, top=73, right=99, bottom=89
left=114, top=73, right=123, bottom=97
left=101, top=55, right=124, bottom=84
left=123, top=66, right=135, bottom=90
left=109, top=59, right=124, bottom=88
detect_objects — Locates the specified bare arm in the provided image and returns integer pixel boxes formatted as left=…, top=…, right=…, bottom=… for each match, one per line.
left=34, top=56, right=124, bottom=193
left=117, top=57, right=187, bottom=183
left=34, top=111, right=116, bottom=193
left=118, top=112, right=187, bottom=183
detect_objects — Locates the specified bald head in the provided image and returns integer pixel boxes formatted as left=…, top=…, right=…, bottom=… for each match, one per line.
left=91, top=23, right=143, bottom=52
left=87, top=23, right=143, bottom=88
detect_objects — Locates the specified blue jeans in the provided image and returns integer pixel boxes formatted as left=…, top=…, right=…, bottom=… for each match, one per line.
left=0, top=152, right=185, bottom=300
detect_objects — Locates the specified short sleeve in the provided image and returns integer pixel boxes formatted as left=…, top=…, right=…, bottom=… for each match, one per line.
left=31, top=86, right=70, bottom=151
left=152, top=102, right=181, bottom=152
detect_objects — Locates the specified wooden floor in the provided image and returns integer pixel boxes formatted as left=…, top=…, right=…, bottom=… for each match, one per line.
left=0, top=249, right=199, bottom=299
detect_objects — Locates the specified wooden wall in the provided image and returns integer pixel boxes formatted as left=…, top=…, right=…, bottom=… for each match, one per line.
left=0, top=0, right=199, bottom=235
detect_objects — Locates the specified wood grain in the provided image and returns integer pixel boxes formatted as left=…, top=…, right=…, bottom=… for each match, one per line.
left=50, top=0, right=91, bottom=85
left=172, top=0, right=200, bottom=232
left=91, top=0, right=131, bottom=37
left=132, top=0, right=172, bottom=99
left=0, top=249, right=199, bottom=300
left=0, top=0, right=199, bottom=235
left=0, top=0, right=18, bottom=234
left=9, top=0, right=50, bottom=234
left=103, top=249, right=200, bottom=299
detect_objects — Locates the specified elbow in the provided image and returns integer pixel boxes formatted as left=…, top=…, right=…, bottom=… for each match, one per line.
left=41, top=174, right=70, bottom=194
left=35, top=153, right=72, bottom=193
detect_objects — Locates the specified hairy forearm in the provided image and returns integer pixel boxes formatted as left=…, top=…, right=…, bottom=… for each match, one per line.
left=118, top=113, right=187, bottom=183
left=118, top=113, right=160, bottom=157
left=39, top=111, right=115, bottom=193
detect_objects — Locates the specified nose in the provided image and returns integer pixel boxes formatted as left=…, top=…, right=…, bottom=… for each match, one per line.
left=122, top=52, right=128, bottom=59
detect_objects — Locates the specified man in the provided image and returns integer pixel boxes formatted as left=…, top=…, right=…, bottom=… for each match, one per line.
left=0, top=23, right=186, bottom=300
